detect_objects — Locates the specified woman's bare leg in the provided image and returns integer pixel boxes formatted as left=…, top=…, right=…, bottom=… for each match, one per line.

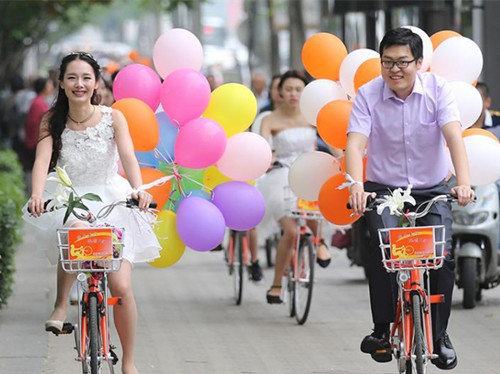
left=268, top=217, right=297, bottom=297
left=108, top=260, right=138, bottom=374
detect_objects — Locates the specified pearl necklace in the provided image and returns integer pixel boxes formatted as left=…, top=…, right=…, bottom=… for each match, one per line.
left=68, top=106, right=95, bottom=125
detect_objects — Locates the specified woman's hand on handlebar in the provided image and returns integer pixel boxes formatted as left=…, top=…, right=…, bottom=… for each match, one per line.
left=348, top=184, right=376, bottom=216
left=131, top=190, right=153, bottom=212
left=29, top=195, right=45, bottom=217
left=451, top=185, right=475, bottom=206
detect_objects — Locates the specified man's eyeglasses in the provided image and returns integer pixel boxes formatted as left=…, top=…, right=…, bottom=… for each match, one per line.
left=381, top=59, right=416, bottom=69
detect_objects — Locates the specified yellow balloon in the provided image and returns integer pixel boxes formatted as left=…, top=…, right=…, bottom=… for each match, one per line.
left=148, top=210, right=185, bottom=268
left=203, top=166, right=232, bottom=189
left=203, top=83, right=258, bottom=137
left=203, top=166, right=256, bottom=189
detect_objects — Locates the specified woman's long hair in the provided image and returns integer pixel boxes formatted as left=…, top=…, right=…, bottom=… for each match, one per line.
left=46, top=52, right=101, bottom=169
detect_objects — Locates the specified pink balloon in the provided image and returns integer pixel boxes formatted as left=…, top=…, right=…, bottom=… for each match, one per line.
left=153, top=29, right=204, bottom=78
left=160, top=69, right=211, bottom=127
left=216, top=132, right=272, bottom=181
left=174, top=118, right=227, bottom=169
left=113, top=64, right=161, bottom=111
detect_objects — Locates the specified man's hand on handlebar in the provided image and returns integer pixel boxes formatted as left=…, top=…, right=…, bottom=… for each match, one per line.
left=450, top=185, right=475, bottom=207
left=348, top=184, right=376, bottom=216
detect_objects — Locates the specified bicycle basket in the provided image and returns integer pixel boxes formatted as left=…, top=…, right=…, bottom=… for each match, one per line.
left=56, top=227, right=124, bottom=273
left=377, top=225, right=446, bottom=272
left=283, top=186, right=323, bottom=221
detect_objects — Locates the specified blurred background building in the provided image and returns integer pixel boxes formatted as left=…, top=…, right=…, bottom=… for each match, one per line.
left=1, top=0, right=500, bottom=104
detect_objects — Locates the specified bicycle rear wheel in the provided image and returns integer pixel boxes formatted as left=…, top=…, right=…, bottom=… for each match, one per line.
left=408, top=293, right=425, bottom=374
left=287, top=266, right=295, bottom=317
left=88, top=293, right=101, bottom=374
left=294, top=235, right=315, bottom=325
left=232, top=232, right=244, bottom=305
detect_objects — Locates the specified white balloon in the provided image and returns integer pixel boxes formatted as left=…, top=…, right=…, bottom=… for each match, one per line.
left=449, top=136, right=500, bottom=185
left=402, top=26, right=433, bottom=72
left=431, top=36, right=483, bottom=84
left=288, top=151, right=339, bottom=201
left=448, top=81, right=483, bottom=129
left=339, top=49, right=379, bottom=98
left=299, top=80, right=347, bottom=126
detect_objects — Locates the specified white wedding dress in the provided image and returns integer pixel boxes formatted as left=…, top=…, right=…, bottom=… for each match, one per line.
left=257, top=126, right=317, bottom=241
left=23, top=105, right=161, bottom=265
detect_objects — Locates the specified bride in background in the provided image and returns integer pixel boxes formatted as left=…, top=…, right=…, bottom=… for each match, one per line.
left=257, top=70, right=332, bottom=304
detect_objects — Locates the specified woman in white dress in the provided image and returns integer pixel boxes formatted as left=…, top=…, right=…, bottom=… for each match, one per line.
left=259, top=70, right=331, bottom=304
left=26, top=52, right=159, bottom=374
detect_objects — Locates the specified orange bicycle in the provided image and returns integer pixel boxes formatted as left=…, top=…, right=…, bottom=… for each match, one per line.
left=370, top=194, right=453, bottom=374
left=284, top=188, right=324, bottom=325
left=51, top=199, right=155, bottom=374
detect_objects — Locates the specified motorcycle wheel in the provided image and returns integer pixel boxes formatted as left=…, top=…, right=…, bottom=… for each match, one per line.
left=462, top=257, right=478, bottom=309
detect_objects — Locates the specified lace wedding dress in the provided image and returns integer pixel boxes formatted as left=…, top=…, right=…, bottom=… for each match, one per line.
left=256, top=126, right=317, bottom=241
left=23, top=105, right=161, bottom=265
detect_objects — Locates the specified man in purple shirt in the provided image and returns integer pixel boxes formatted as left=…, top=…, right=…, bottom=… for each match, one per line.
left=345, top=28, right=474, bottom=370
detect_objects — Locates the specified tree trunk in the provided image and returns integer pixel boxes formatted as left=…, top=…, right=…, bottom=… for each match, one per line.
left=267, top=0, right=280, bottom=75
left=191, top=0, right=202, bottom=41
left=246, top=0, right=258, bottom=75
left=289, top=0, right=305, bottom=70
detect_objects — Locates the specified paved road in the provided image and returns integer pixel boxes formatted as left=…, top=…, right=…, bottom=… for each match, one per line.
left=1, top=230, right=500, bottom=374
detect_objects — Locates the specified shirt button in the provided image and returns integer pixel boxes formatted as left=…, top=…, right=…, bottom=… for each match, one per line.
left=408, top=158, right=412, bottom=162
left=406, top=141, right=410, bottom=144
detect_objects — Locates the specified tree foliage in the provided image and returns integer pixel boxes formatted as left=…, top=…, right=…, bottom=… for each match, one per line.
left=0, top=0, right=111, bottom=86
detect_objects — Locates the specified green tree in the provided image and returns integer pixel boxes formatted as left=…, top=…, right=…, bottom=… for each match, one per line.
left=0, top=0, right=111, bottom=86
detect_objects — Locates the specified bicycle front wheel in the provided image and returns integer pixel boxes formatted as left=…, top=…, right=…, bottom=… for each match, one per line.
left=294, top=235, right=315, bottom=325
left=232, top=232, right=244, bottom=305
left=408, top=293, right=424, bottom=374
left=88, top=293, right=101, bottom=374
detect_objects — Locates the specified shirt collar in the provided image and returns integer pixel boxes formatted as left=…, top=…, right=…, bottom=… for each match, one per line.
left=382, top=73, right=424, bottom=101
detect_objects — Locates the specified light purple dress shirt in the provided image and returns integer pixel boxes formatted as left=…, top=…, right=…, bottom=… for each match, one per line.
left=348, top=72, right=460, bottom=189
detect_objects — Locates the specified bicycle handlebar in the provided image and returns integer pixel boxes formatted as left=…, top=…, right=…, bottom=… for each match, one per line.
left=28, top=198, right=157, bottom=215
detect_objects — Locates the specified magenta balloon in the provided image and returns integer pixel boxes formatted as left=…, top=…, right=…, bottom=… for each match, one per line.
left=160, top=68, right=211, bottom=126
left=212, top=182, right=266, bottom=231
left=174, top=118, right=227, bottom=169
left=113, top=64, right=161, bottom=111
left=176, top=197, right=226, bottom=251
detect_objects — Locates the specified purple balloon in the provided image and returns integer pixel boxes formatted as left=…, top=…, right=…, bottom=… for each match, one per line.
left=176, top=197, right=226, bottom=251
left=212, top=182, right=266, bottom=231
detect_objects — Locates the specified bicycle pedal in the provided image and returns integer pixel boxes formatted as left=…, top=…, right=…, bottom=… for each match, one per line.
left=109, top=347, right=119, bottom=365
left=371, top=349, right=392, bottom=363
left=61, top=322, right=75, bottom=334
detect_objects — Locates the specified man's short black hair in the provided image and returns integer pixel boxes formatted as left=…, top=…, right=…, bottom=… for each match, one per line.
left=476, top=82, right=490, bottom=98
left=379, top=27, right=423, bottom=61
left=34, top=77, right=49, bottom=94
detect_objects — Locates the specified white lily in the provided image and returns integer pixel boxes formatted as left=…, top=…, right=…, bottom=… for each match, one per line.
left=47, top=166, right=73, bottom=188
left=377, top=184, right=416, bottom=216
left=46, top=183, right=71, bottom=210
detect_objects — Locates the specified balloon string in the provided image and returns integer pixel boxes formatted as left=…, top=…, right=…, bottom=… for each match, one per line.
left=153, top=147, right=174, bottom=164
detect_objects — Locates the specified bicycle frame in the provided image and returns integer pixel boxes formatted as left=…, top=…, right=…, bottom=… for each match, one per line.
left=76, top=273, right=121, bottom=368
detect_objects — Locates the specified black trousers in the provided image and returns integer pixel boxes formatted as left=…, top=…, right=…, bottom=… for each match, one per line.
left=363, top=180, right=454, bottom=341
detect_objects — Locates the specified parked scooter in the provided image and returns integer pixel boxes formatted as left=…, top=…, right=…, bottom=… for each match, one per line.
left=452, top=183, right=500, bottom=309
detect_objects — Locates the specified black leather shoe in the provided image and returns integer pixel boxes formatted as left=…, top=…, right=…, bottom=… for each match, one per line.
left=432, top=332, right=457, bottom=370
left=360, top=332, right=392, bottom=362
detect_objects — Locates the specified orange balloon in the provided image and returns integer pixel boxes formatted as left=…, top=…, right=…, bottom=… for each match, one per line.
left=462, top=128, right=499, bottom=142
left=106, top=61, right=120, bottom=75
left=354, top=58, right=381, bottom=93
left=430, top=30, right=461, bottom=50
left=318, top=173, right=360, bottom=226
left=128, top=50, right=140, bottom=62
left=317, top=100, right=353, bottom=149
left=340, top=156, right=367, bottom=182
left=140, top=167, right=171, bottom=210
left=301, top=33, right=347, bottom=81
left=138, top=57, right=153, bottom=68
left=112, top=98, right=159, bottom=151
left=472, top=79, right=477, bottom=87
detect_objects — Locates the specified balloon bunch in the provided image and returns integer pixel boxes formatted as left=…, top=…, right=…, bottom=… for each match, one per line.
left=290, top=27, right=492, bottom=226
left=111, top=29, right=270, bottom=267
